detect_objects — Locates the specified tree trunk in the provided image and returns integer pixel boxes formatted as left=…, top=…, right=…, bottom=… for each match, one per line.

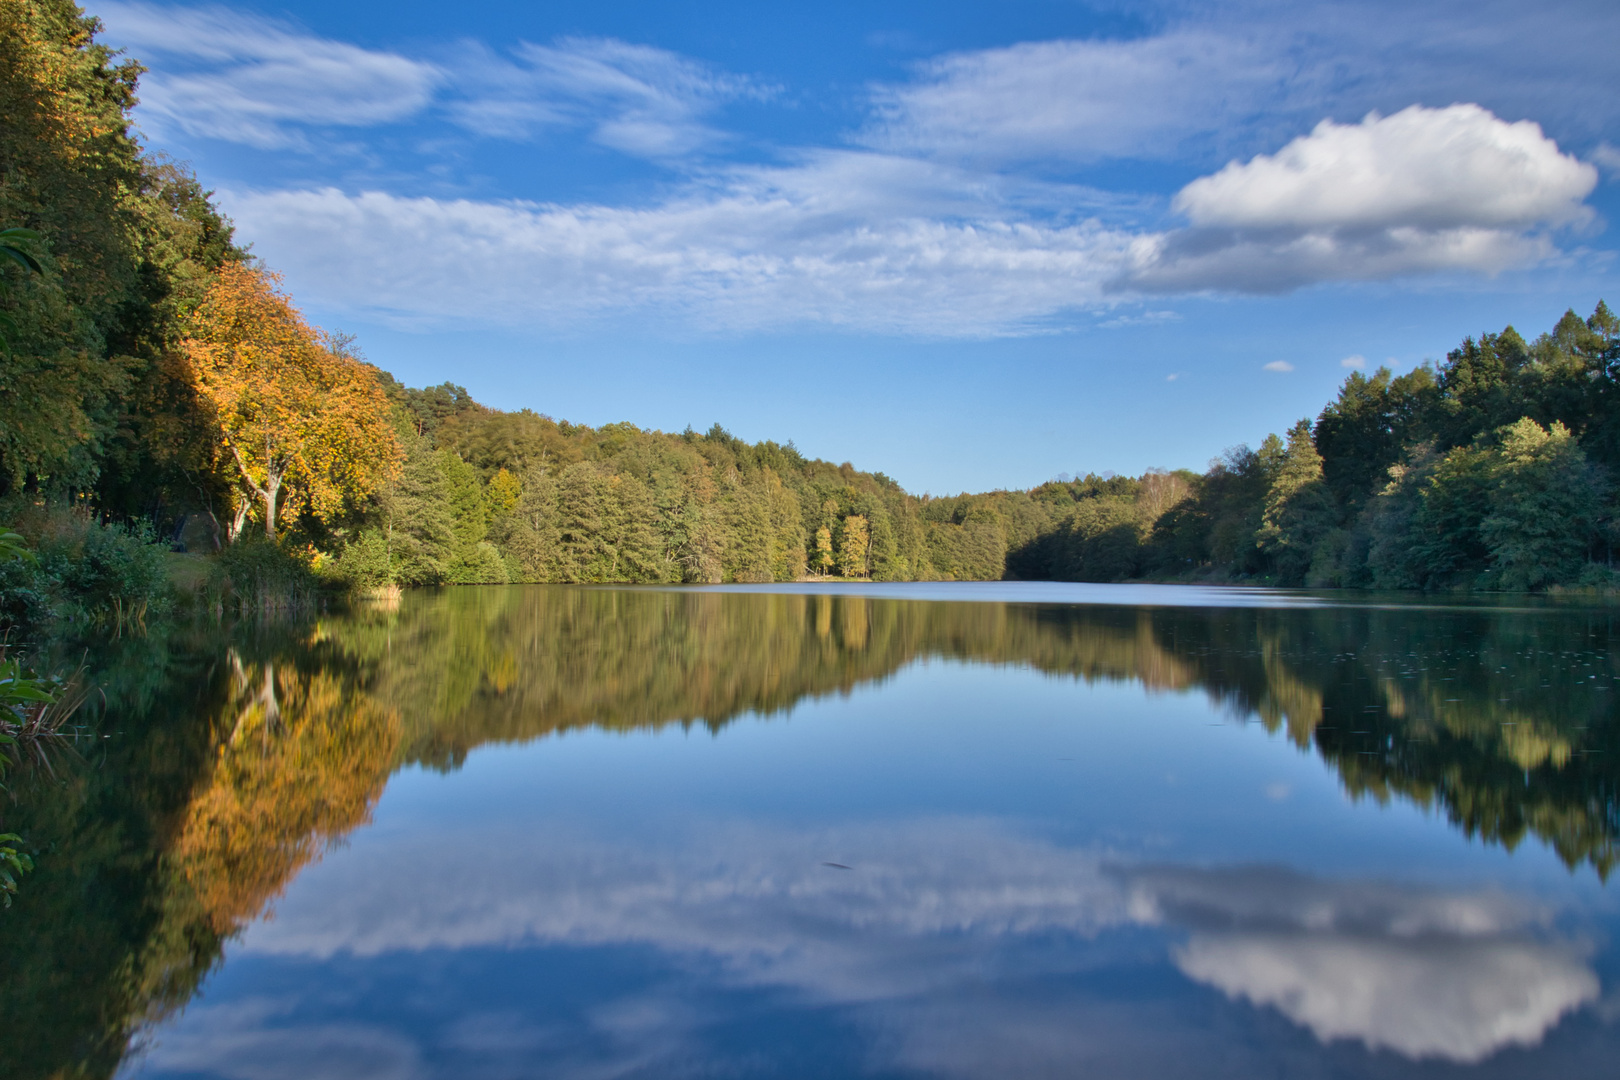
left=262, top=473, right=281, bottom=538
left=229, top=501, right=251, bottom=542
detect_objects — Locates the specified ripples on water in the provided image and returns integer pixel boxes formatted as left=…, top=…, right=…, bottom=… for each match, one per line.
left=5, top=583, right=1619, bottom=1078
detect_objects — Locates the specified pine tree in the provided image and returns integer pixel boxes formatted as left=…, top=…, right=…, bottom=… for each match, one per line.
left=1482, top=419, right=1603, bottom=590
left=387, top=442, right=454, bottom=585
left=1256, top=420, right=1336, bottom=585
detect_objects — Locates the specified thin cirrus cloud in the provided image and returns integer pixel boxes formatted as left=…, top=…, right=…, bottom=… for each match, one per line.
left=861, top=31, right=1290, bottom=166
left=221, top=165, right=1139, bottom=337
left=858, top=0, right=1620, bottom=172
left=98, top=3, right=762, bottom=159
left=445, top=37, right=775, bottom=158
left=96, top=2, right=441, bottom=149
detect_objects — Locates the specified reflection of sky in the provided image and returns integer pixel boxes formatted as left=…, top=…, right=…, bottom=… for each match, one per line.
left=121, top=664, right=1617, bottom=1079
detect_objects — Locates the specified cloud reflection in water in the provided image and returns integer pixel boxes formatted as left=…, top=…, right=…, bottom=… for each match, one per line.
left=175, top=817, right=1601, bottom=1072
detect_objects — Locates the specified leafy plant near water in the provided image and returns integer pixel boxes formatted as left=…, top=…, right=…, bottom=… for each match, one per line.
left=207, top=534, right=322, bottom=614
left=0, top=508, right=173, bottom=633
left=0, top=524, right=82, bottom=907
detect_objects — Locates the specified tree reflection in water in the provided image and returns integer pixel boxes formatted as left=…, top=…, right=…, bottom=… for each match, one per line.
left=1, top=585, right=1616, bottom=1078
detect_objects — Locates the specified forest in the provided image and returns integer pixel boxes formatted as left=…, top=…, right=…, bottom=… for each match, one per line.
left=2, top=0, right=1619, bottom=597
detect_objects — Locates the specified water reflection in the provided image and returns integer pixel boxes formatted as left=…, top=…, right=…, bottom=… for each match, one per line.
left=337, top=586, right=1620, bottom=874
left=227, top=816, right=1599, bottom=1067
left=2, top=584, right=1618, bottom=1079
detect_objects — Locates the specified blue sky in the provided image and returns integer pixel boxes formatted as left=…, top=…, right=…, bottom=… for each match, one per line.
left=93, top=0, right=1620, bottom=493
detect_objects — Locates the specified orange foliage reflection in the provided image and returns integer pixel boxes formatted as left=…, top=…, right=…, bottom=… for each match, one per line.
left=172, top=652, right=401, bottom=933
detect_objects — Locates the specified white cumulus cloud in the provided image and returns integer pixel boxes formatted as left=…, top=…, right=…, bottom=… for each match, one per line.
left=1124, top=105, right=1595, bottom=293
left=1178, top=931, right=1597, bottom=1063
left=1175, top=105, right=1596, bottom=232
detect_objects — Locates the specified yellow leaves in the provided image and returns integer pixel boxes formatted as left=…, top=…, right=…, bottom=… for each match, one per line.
left=487, top=467, right=522, bottom=516
left=181, top=264, right=402, bottom=533
left=172, top=660, right=402, bottom=933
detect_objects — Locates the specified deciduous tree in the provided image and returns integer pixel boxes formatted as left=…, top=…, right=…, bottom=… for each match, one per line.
left=181, top=265, right=401, bottom=537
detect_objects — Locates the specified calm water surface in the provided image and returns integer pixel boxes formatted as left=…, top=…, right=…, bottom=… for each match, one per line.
left=7, top=583, right=1620, bottom=1078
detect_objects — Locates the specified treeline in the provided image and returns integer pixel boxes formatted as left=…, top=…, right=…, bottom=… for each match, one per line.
left=1005, top=304, right=1620, bottom=590
left=4, top=3, right=1620, bottom=592
left=329, top=385, right=941, bottom=585
left=348, top=299, right=1620, bottom=592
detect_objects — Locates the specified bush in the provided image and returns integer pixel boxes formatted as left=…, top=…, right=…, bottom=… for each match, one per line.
left=328, top=530, right=393, bottom=591
left=37, top=519, right=171, bottom=625
left=210, top=536, right=321, bottom=613
left=0, top=510, right=172, bottom=633
left=0, top=555, right=52, bottom=634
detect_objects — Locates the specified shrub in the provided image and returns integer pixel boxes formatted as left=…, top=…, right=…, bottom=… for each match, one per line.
left=210, top=536, right=321, bottom=614
left=329, top=530, right=393, bottom=591
left=0, top=510, right=172, bottom=633
left=36, top=520, right=171, bottom=626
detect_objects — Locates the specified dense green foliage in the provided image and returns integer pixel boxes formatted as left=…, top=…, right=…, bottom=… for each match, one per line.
left=0, top=504, right=170, bottom=630
left=0, top=0, right=243, bottom=514
left=309, top=302, right=1620, bottom=593
left=1002, top=304, right=1620, bottom=590
left=329, top=392, right=948, bottom=585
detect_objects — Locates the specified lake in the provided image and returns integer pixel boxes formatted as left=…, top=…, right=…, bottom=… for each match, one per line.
left=6, top=583, right=1619, bottom=1079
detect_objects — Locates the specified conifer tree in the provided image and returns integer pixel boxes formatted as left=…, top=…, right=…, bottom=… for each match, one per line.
left=1482, top=419, right=1602, bottom=590
left=1256, top=420, right=1336, bottom=585
left=387, top=442, right=455, bottom=585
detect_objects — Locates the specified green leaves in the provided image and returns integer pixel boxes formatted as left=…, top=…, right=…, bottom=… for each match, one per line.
left=0, top=831, right=33, bottom=908
left=0, top=227, right=43, bottom=276
left=0, top=529, right=36, bottom=565
left=0, top=226, right=41, bottom=355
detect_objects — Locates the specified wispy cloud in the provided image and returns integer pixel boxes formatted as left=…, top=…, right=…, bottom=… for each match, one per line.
left=1263, top=361, right=1295, bottom=373
left=1592, top=142, right=1620, bottom=178
left=857, top=0, right=1620, bottom=174
left=862, top=31, right=1289, bottom=166
left=446, top=37, right=775, bottom=158
left=1098, top=309, right=1182, bottom=329
left=98, top=2, right=442, bottom=149
left=220, top=154, right=1139, bottom=336
left=1341, top=354, right=1367, bottom=368
left=98, top=6, right=767, bottom=160
left=98, top=5, right=1613, bottom=333
left=221, top=103, right=1596, bottom=334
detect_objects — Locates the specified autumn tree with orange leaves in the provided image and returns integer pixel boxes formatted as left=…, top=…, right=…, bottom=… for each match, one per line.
left=181, top=264, right=401, bottom=537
